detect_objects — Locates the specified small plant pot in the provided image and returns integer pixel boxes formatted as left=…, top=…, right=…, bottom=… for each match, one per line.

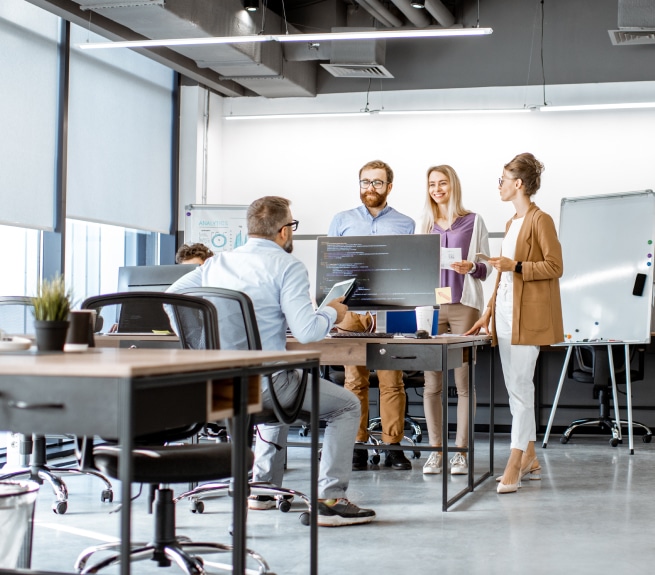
left=34, top=320, right=70, bottom=352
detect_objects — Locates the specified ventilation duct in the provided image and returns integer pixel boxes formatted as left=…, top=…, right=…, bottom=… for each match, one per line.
left=320, top=28, right=393, bottom=79
left=609, top=0, right=655, bottom=45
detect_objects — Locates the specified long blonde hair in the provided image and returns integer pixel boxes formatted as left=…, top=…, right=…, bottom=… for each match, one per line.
left=420, top=165, right=470, bottom=233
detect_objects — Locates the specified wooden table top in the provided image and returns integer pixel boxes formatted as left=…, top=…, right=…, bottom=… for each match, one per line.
left=0, top=347, right=319, bottom=378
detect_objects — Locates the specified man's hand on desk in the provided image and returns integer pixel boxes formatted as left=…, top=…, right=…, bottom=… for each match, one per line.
left=325, top=297, right=348, bottom=324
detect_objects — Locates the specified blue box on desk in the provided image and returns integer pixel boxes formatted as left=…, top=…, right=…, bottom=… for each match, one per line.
left=385, top=309, right=439, bottom=335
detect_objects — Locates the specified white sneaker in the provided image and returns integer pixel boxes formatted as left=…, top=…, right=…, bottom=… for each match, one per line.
left=450, top=452, right=468, bottom=475
left=422, top=452, right=442, bottom=474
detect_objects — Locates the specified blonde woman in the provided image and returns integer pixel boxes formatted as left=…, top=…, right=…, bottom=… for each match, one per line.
left=420, top=165, right=491, bottom=475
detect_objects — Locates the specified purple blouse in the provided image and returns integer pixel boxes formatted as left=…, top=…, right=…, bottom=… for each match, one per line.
left=431, top=212, right=485, bottom=305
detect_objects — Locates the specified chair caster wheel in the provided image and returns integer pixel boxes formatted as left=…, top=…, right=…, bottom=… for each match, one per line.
left=412, top=451, right=420, bottom=459
left=412, top=434, right=423, bottom=444
left=370, top=453, right=380, bottom=465
left=559, top=436, right=569, bottom=444
left=643, top=435, right=652, bottom=443
left=190, top=500, right=205, bottom=514
left=101, top=489, right=113, bottom=503
left=298, top=427, right=309, bottom=437
left=278, top=498, right=291, bottom=513
left=610, top=438, right=619, bottom=447
left=53, top=501, right=67, bottom=515
left=299, top=512, right=310, bottom=526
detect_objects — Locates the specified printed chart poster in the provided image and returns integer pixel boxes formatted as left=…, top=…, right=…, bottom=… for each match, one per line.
left=184, top=205, right=248, bottom=252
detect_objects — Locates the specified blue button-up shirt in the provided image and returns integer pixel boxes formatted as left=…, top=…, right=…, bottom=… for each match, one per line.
left=328, top=204, right=415, bottom=237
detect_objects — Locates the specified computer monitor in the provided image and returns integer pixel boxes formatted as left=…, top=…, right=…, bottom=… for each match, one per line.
left=316, top=235, right=441, bottom=311
left=117, top=264, right=197, bottom=292
left=114, top=264, right=198, bottom=333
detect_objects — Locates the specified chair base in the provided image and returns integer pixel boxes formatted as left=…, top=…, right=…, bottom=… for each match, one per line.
left=561, top=417, right=654, bottom=447
left=0, top=435, right=113, bottom=514
left=76, top=487, right=273, bottom=575
left=174, top=481, right=311, bottom=524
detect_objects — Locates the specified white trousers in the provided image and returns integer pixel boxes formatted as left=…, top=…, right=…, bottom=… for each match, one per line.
left=495, top=286, right=540, bottom=451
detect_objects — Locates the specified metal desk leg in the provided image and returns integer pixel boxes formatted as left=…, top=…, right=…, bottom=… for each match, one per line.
left=542, top=346, right=573, bottom=448
left=310, top=365, right=319, bottom=575
left=441, top=344, right=449, bottom=512
left=118, top=378, right=134, bottom=575
left=232, top=374, right=249, bottom=575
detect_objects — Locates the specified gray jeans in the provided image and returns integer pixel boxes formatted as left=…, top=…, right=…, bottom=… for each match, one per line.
left=252, top=369, right=360, bottom=500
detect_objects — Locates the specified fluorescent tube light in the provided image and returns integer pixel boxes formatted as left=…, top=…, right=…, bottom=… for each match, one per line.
left=540, top=102, right=655, bottom=112
left=77, top=27, right=493, bottom=50
left=224, top=108, right=531, bottom=120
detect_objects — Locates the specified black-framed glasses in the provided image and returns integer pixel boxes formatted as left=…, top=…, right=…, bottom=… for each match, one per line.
left=278, top=219, right=299, bottom=232
left=359, top=179, right=388, bottom=189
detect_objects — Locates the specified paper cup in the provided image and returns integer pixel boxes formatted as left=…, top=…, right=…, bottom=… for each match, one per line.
left=415, top=306, right=434, bottom=333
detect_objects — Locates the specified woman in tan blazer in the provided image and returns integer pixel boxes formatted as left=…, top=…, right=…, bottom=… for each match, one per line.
left=466, top=152, right=564, bottom=494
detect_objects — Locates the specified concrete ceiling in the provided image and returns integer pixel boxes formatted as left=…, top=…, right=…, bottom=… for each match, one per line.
left=24, top=0, right=655, bottom=99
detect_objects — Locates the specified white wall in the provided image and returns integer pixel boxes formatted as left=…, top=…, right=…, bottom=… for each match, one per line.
left=197, top=82, right=655, bottom=301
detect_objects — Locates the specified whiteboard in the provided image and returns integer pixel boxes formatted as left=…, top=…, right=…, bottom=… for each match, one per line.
left=184, top=204, right=248, bottom=252
left=559, top=190, right=655, bottom=343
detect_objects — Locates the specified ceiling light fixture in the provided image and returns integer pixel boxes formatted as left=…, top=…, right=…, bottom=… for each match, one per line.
left=410, top=0, right=426, bottom=8
left=77, top=27, right=493, bottom=50
left=242, top=0, right=259, bottom=12
left=224, top=108, right=531, bottom=120
left=539, top=102, right=655, bottom=112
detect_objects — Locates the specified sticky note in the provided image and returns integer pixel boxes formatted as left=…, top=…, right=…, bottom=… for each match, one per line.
left=435, top=287, right=452, bottom=305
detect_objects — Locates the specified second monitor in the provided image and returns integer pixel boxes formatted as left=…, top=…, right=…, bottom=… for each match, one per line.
left=316, top=234, right=441, bottom=311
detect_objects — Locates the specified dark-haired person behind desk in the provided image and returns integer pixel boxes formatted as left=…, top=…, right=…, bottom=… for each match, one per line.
left=328, top=159, right=416, bottom=472
left=168, top=196, right=376, bottom=526
left=175, top=242, right=214, bottom=265
left=419, top=165, right=492, bottom=476
left=465, top=153, right=563, bottom=494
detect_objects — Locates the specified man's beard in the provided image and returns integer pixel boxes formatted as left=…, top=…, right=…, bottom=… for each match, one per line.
left=360, top=189, right=388, bottom=209
left=283, top=237, right=293, bottom=253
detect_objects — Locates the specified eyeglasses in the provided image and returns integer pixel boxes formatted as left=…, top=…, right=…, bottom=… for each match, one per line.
left=498, top=177, right=516, bottom=186
left=359, top=179, right=388, bottom=189
left=278, top=219, right=299, bottom=233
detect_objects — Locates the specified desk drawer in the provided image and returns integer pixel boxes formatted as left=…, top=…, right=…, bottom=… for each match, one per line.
left=366, top=344, right=463, bottom=372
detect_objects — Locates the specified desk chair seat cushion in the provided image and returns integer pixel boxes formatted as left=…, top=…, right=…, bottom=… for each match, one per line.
left=93, top=443, right=245, bottom=484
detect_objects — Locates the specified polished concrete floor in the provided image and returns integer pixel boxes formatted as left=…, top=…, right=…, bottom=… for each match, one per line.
left=12, top=430, right=655, bottom=575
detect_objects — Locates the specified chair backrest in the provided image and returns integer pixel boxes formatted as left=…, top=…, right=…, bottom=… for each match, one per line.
left=175, top=287, right=306, bottom=424
left=570, top=344, right=644, bottom=387
left=0, top=296, right=35, bottom=336
left=81, top=291, right=219, bottom=444
left=81, top=291, right=219, bottom=350
left=176, top=287, right=261, bottom=352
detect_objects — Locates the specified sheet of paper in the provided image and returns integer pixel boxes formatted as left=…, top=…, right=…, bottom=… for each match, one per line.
left=441, top=247, right=461, bottom=270
left=435, top=287, right=452, bottom=305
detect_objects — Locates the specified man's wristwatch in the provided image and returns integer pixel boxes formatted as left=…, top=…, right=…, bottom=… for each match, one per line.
left=514, top=261, right=523, bottom=274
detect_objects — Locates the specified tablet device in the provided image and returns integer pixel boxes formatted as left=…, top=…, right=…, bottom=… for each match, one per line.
left=317, top=278, right=357, bottom=311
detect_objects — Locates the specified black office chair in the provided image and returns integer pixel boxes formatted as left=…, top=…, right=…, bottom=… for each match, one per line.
left=76, top=292, right=272, bottom=575
left=560, top=345, right=653, bottom=447
left=171, top=287, right=311, bottom=523
left=0, top=296, right=113, bottom=514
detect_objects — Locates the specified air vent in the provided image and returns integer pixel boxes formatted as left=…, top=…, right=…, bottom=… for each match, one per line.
left=320, top=64, right=394, bottom=78
left=608, top=29, right=655, bottom=45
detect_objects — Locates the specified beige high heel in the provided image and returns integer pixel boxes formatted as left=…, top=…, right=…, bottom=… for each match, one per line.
left=497, top=480, right=521, bottom=494
left=495, top=456, right=542, bottom=482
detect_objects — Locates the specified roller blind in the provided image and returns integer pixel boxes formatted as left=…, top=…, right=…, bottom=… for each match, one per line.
left=0, top=1, right=59, bottom=230
left=66, top=25, right=175, bottom=234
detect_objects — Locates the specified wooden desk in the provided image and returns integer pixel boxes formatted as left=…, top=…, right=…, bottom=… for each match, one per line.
left=0, top=347, right=320, bottom=575
left=287, top=335, right=493, bottom=511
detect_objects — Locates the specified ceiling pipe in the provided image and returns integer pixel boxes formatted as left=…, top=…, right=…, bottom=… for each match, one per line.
left=354, top=0, right=404, bottom=28
left=424, top=0, right=455, bottom=28
left=389, top=0, right=431, bottom=28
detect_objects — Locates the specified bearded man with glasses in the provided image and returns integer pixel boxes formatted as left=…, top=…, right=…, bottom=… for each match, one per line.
left=328, top=160, right=416, bottom=471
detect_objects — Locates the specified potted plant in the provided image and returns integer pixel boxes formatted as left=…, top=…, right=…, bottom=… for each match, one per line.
left=32, top=275, right=73, bottom=351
